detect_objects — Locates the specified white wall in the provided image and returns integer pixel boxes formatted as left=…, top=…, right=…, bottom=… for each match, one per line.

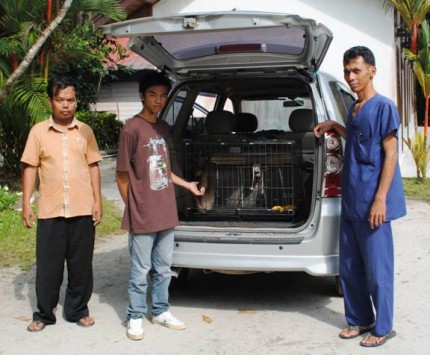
left=92, top=82, right=141, bottom=121
left=154, top=0, right=397, bottom=102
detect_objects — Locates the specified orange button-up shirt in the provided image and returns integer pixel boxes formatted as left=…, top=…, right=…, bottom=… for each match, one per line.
left=21, top=117, right=102, bottom=219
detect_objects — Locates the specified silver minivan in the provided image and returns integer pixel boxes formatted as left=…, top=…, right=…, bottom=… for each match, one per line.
left=104, top=11, right=355, bottom=290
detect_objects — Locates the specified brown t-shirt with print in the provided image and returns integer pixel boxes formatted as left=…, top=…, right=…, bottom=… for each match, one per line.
left=116, top=116, right=178, bottom=234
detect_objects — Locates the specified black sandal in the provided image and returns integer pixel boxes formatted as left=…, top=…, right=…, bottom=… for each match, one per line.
left=360, top=330, right=396, bottom=347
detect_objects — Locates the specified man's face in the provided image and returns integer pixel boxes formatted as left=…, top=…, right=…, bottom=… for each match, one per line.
left=50, top=86, right=77, bottom=122
left=343, top=56, right=376, bottom=93
left=140, top=85, right=169, bottom=115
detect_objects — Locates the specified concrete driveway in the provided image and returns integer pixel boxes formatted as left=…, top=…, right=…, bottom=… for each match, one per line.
left=1, top=158, right=429, bottom=354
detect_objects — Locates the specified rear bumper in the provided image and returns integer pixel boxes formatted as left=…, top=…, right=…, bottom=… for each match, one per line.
left=172, top=248, right=338, bottom=276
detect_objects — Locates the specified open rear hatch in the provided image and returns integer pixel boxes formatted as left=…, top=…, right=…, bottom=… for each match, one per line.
left=103, top=11, right=333, bottom=80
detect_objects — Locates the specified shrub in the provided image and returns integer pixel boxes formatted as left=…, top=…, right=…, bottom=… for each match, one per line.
left=0, top=185, right=20, bottom=212
left=76, top=111, right=123, bottom=151
left=404, top=132, right=430, bottom=180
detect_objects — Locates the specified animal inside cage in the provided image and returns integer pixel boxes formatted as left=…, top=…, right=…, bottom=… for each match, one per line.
left=183, top=139, right=303, bottom=221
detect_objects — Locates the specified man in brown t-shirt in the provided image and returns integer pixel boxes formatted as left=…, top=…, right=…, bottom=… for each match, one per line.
left=21, top=77, right=102, bottom=332
left=116, top=70, right=204, bottom=341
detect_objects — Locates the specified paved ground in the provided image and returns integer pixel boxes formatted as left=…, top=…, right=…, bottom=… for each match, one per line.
left=0, top=158, right=429, bottom=354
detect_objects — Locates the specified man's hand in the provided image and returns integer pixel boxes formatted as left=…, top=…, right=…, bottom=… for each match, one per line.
left=369, top=197, right=386, bottom=229
left=92, top=201, right=103, bottom=226
left=21, top=164, right=37, bottom=229
left=22, top=203, right=35, bottom=228
left=313, top=120, right=347, bottom=139
left=188, top=181, right=205, bottom=196
left=314, top=121, right=334, bottom=138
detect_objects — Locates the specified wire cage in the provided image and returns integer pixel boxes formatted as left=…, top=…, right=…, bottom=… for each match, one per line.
left=183, top=139, right=303, bottom=221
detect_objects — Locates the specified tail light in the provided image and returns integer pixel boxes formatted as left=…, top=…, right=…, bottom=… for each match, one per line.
left=322, top=130, right=343, bottom=197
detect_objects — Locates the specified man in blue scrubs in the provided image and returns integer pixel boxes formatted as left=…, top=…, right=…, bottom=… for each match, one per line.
left=314, top=46, right=406, bottom=347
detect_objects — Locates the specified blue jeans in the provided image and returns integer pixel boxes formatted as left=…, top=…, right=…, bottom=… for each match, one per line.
left=127, top=229, right=174, bottom=320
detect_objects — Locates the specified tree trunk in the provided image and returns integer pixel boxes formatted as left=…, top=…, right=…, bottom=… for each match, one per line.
left=0, top=0, right=74, bottom=104
left=47, top=0, right=53, bottom=21
left=11, top=52, right=17, bottom=70
left=412, top=18, right=418, bottom=54
left=425, top=95, right=429, bottom=145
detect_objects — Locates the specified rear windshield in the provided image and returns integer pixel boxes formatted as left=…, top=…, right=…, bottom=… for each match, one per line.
left=153, top=26, right=305, bottom=60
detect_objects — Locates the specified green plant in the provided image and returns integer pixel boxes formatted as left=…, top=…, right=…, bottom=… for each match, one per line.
left=52, top=24, right=130, bottom=111
left=76, top=111, right=123, bottom=151
left=0, top=185, right=20, bottom=211
left=383, top=0, right=430, bottom=54
left=404, top=19, right=430, bottom=142
left=404, top=131, right=430, bottom=179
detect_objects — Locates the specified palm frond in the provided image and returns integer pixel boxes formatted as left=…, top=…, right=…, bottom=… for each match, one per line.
left=0, top=58, right=12, bottom=78
left=0, top=38, right=22, bottom=57
left=0, top=0, right=45, bottom=35
left=8, top=77, right=51, bottom=123
left=418, top=20, right=430, bottom=73
left=70, top=0, right=127, bottom=22
left=414, top=0, right=430, bottom=22
left=16, top=21, right=43, bottom=48
left=382, top=0, right=430, bottom=29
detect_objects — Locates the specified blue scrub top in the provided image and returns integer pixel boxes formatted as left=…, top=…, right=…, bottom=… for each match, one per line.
left=342, top=93, right=406, bottom=222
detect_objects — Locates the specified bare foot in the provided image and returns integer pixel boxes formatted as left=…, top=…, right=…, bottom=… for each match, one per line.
left=77, top=316, right=95, bottom=327
left=27, top=320, right=46, bottom=332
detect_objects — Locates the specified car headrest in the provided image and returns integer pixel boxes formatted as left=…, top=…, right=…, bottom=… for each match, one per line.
left=289, top=109, right=314, bottom=132
left=234, top=113, right=258, bottom=133
left=205, top=110, right=236, bottom=134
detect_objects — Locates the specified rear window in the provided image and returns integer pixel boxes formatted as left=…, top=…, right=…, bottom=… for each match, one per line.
left=241, top=97, right=313, bottom=131
left=153, top=26, right=305, bottom=60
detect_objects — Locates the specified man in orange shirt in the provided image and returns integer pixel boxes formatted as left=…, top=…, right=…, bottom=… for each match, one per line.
left=21, top=77, right=102, bottom=332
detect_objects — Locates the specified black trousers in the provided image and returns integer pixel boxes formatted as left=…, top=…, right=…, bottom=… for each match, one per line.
left=33, top=216, right=95, bottom=324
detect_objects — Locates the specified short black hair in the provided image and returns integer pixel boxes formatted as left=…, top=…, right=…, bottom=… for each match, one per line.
left=47, top=77, right=78, bottom=99
left=343, top=46, right=376, bottom=66
left=138, top=69, right=172, bottom=94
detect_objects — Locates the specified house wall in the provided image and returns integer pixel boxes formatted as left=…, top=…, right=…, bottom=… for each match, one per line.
left=94, top=82, right=142, bottom=121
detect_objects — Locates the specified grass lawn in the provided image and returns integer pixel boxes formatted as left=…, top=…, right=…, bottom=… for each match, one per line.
left=0, top=197, right=123, bottom=270
left=402, top=177, right=430, bottom=201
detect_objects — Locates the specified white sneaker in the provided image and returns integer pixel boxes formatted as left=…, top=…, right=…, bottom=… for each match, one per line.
left=127, top=318, right=144, bottom=340
left=152, top=311, right=186, bottom=330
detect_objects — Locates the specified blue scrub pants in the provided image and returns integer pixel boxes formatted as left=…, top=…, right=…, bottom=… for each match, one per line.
left=339, top=219, right=394, bottom=337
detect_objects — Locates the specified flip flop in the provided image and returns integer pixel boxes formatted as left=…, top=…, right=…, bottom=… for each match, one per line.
left=27, top=320, right=46, bottom=332
left=76, top=316, right=95, bottom=327
left=360, top=330, right=396, bottom=347
left=339, top=324, right=374, bottom=339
